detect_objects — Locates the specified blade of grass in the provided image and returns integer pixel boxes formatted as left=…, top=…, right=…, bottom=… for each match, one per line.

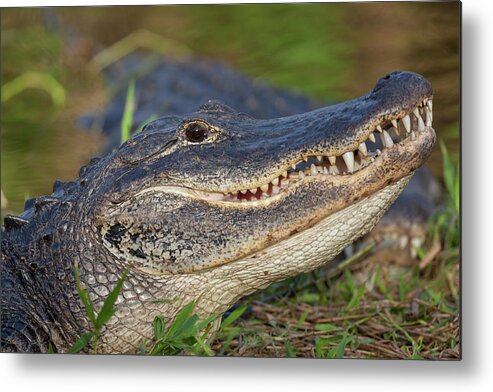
left=95, top=269, right=129, bottom=329
left=120, top=79, right=136, bottom=144
left=74, top=261, right=96, bottom=326
left=221, top=302, right=250, bottom=329
left=68, top=332, right=94, bottom=354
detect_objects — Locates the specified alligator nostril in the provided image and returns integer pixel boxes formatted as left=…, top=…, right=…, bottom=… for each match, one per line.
left=383, top=74, right=391, bottom=80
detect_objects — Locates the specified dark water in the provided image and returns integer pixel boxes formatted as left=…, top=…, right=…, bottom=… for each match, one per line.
left=1, top=3, right=460, bottom=214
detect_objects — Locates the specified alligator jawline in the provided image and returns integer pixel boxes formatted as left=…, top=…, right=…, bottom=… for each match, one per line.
left=134, top=125, right=433, bottom=208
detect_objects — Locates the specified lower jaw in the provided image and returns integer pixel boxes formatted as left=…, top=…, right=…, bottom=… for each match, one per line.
left=199, top=175, right=413, bottom=308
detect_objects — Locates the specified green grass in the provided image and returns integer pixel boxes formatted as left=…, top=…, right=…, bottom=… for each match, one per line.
left=120, top=79, right=157, bottom=144
left=69, top=262, right=128, bottom=353
left=3, top=8, right=459, bottom=358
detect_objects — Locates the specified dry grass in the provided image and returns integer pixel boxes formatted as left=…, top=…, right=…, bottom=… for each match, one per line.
left=211, top=243, right=460, bottom=360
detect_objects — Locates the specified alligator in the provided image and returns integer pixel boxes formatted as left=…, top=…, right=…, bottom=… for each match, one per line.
left=82, top=53, right=441, bottom=257
left=1, top=70, right=435, bottom=353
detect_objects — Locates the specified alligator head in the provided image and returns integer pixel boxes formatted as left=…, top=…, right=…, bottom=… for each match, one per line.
left=1, top=71, right=435, bottom=353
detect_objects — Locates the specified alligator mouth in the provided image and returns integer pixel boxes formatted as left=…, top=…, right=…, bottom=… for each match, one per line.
left=197, top=97, right=433, bottom=204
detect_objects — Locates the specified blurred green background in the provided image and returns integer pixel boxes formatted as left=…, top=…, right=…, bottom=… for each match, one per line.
left=1, top=3, right=460, bottom=214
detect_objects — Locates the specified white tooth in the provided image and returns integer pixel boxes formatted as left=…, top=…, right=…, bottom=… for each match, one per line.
left=298, top=170, right=305, bottom=179
left=418, top=115, right=425, bottom=132
left=342, top=151, right=354, bottom=173
left=329, top=156, right=336, bottom=165
left=369, top=133, right=376, bottom=143
left=399, top=236, right=409, bottom=249
left=323, top=166, right=329, bottom=175
left=391, top=119, right=398, bottom=128
left=272, top=177, right=279, bottom=186
left=376, top=125, right=383, bottom=133
left=358, top=142, right=368, bottom=156
left=426, top=99, right=433, bottom=111
left=317, top=155, right=323, bottom=162
left=272, top=186, right=280, bottom=194
left=329, top=165, right=339, bottom=175
left=240, top=189, right=248, bottom=194
left=425, top=107, right=432, bottom=126
left=382, top=130, right=394, bottom=147
left=376, top=149, right=381, bottom=156
left=282, top=171, right=288, bottom=178
left=402, top=114, right=411, bottom=133
left=260, top=184, right=269, bottom=192
left=411, top=131, right=416, bottom=141
left=413, top=107, right=420, bottom=118
left=291, top=163, right=297, bottom=170
left=303, top=157, right=308, bottom=162
left=310, top=164, right=318, bottom=176
left=249, top=188, right=258, bottom=194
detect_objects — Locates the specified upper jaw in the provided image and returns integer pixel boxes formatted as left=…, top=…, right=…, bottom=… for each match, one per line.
left=194, top=96, right=434, bottom=205
left=105, top=72, right=434, bottom=206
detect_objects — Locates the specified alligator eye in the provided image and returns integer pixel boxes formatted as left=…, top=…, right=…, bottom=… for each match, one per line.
left=184, top=122, right=209, bottom=143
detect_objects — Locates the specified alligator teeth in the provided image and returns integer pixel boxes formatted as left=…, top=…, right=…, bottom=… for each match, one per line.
left=382, top=130, right=394, bottom=147
left=425, top=107, right=432, bottom=126
left=418, top=115, right=425, bottom=132
left=342, top=151, right=354, bottom=173
left=358, top=142, right=368, bottom=156
left=402, top=114, right=411, bottom=133
left=229, top=97, right=432, bottom=203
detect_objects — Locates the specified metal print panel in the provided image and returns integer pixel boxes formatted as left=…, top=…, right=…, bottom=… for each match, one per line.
left=1, top=1, right=460, bottom=358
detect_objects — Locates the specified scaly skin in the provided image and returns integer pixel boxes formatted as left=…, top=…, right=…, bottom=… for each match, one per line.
left=1, top=71, right=435, bottom=353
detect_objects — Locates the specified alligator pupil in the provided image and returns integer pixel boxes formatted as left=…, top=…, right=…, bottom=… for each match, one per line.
left=185, top=123, right=208, bottom=142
